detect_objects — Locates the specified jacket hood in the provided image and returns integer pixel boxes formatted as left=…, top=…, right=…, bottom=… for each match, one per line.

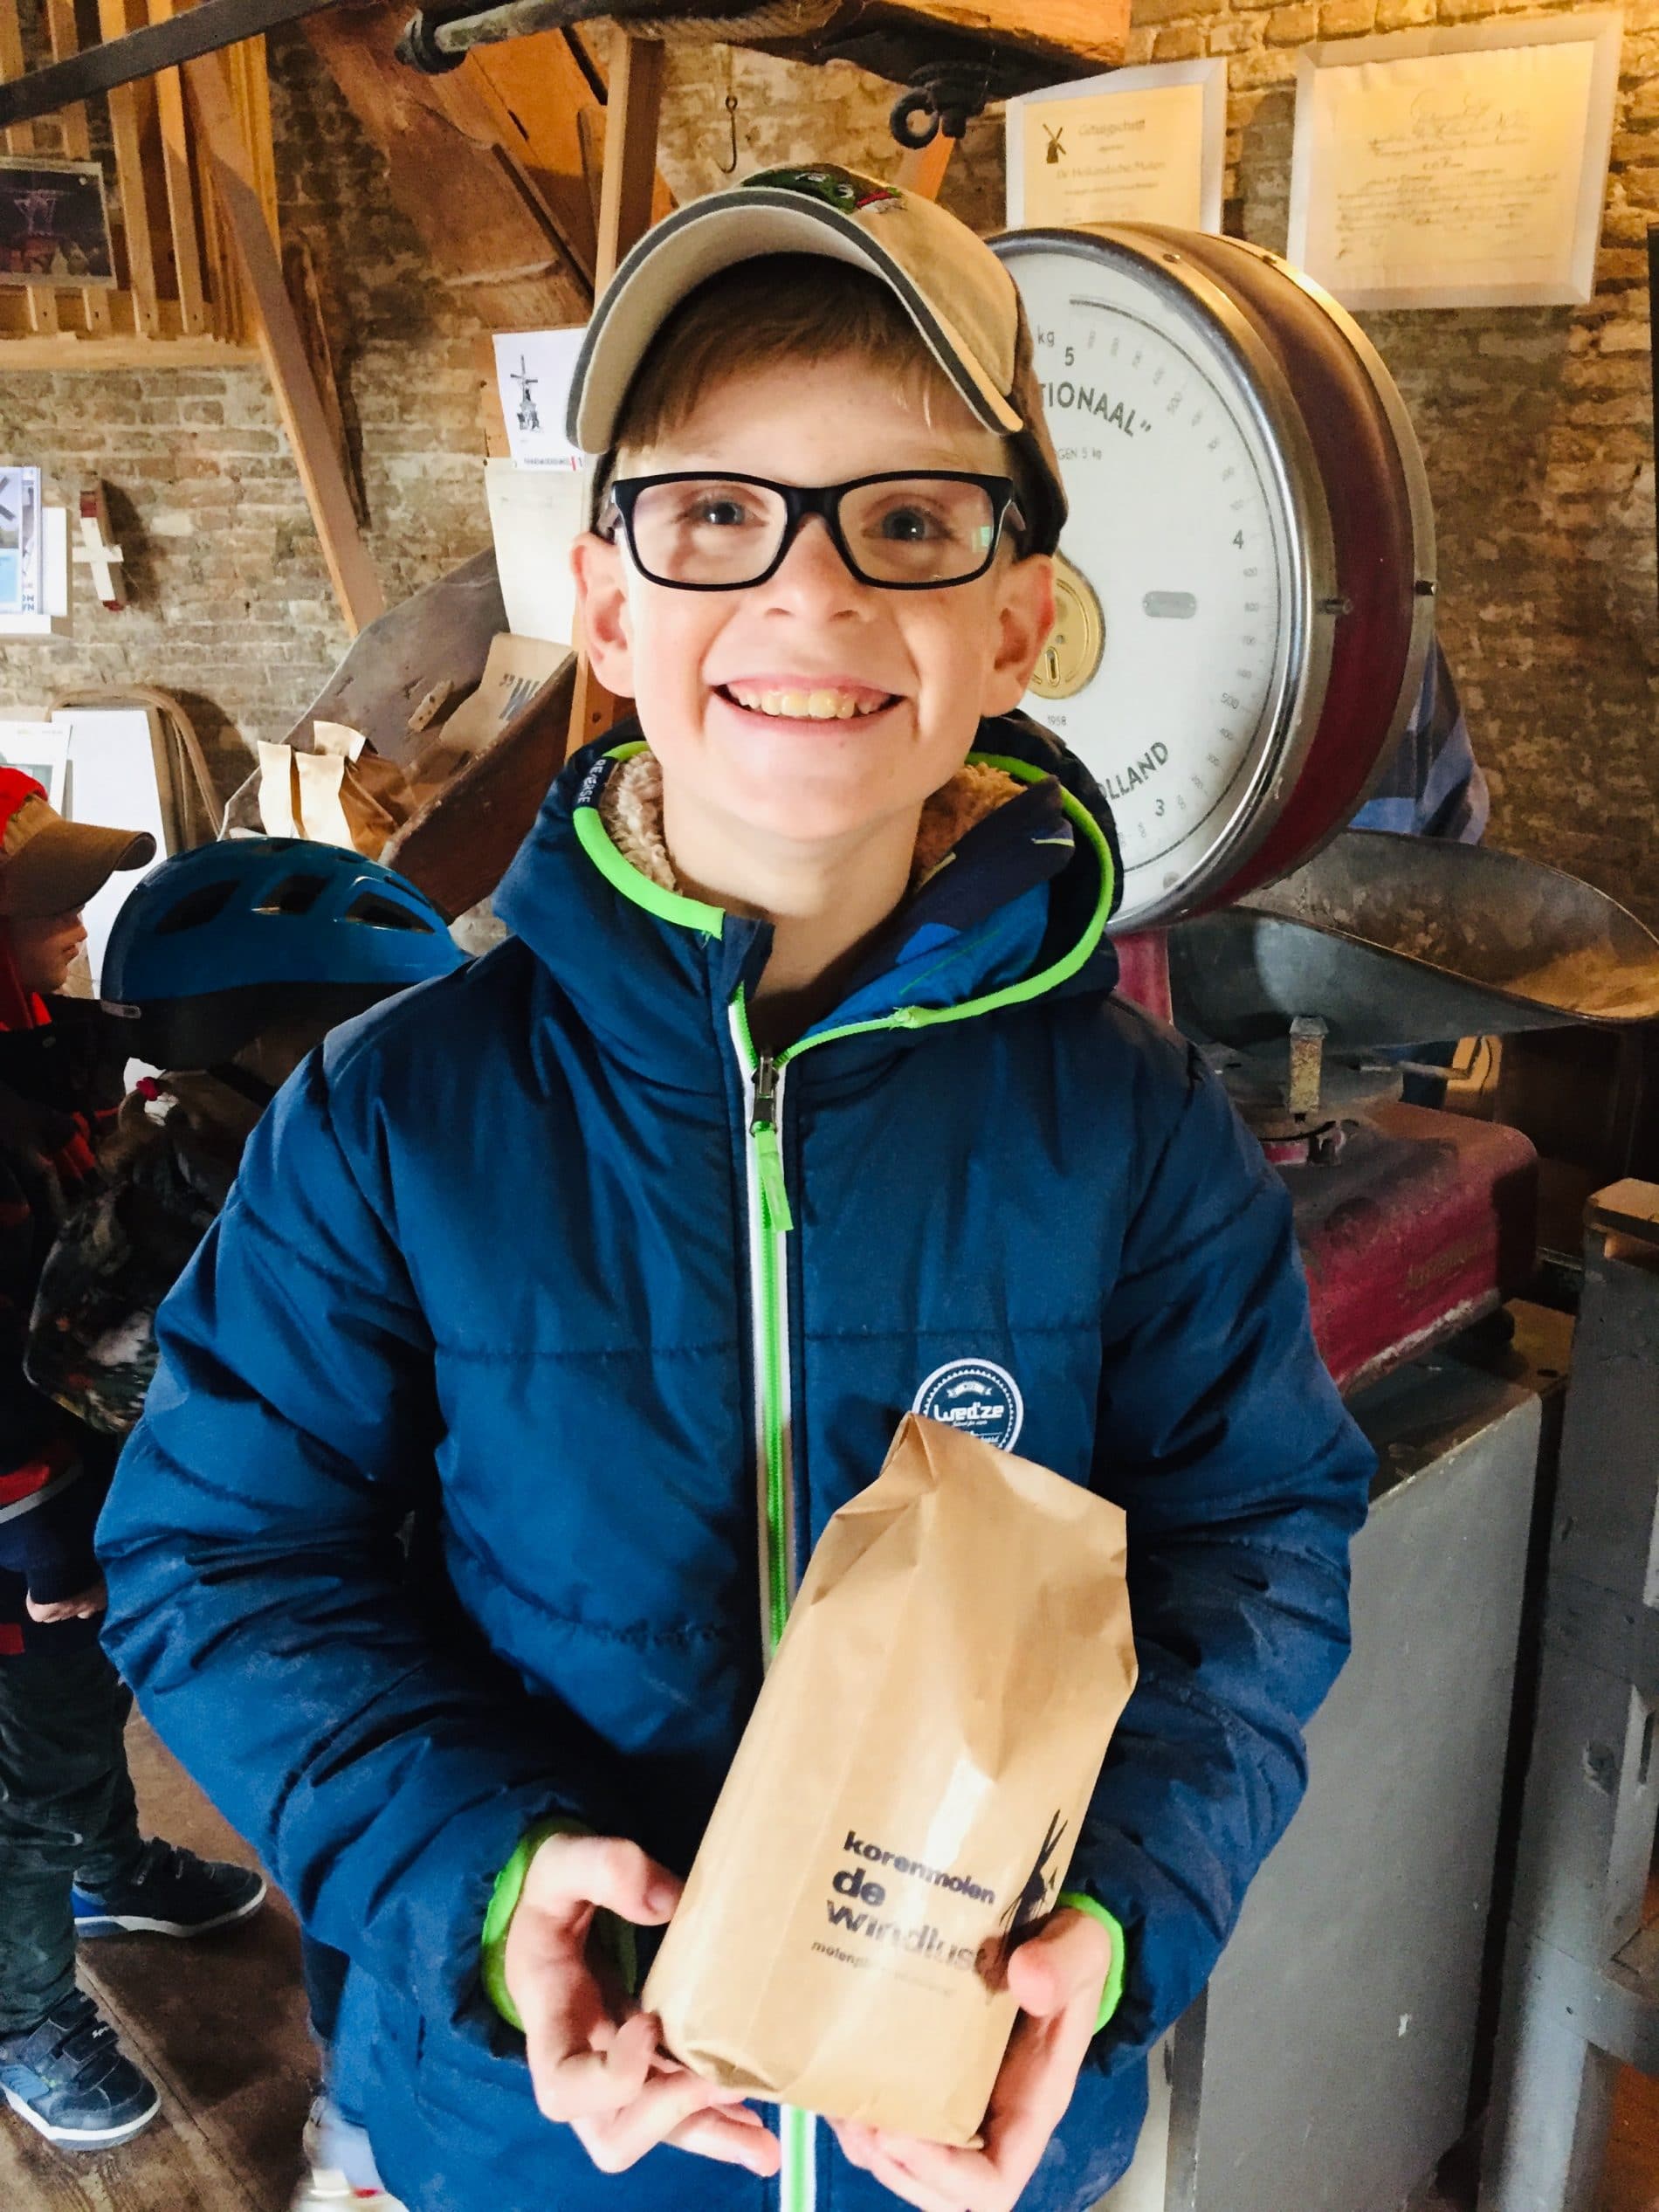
left=494, top=711, right=1123, bottom=1087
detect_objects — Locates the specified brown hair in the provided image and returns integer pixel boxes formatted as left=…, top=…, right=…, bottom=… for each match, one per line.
left=604, top=255, right=1034, bottom=540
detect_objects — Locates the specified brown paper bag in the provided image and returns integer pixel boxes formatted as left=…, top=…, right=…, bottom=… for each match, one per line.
left=644, top=1413, right=1137, bottom=2146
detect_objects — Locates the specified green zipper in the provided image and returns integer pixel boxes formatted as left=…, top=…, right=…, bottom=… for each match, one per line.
left=586, top=736, right=1118, bottom=2212
left=734, top=993, right=795, bottom=1656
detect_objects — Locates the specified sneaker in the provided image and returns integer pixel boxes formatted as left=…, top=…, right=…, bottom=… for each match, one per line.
left=0, top=1989, right=161, bottom=2149
left=291, top=2093, right=407, bottom=2211
left=72, top=1837, right=267, bottom=1938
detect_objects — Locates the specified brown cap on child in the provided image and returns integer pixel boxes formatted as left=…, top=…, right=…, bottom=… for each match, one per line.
left=567, top=163, right=1069, bottom=556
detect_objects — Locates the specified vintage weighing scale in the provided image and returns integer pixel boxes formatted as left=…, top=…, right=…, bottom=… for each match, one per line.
left=988, top=221, right=1659, bottom=2212
left=992, top=223, right=1659, bottom=1397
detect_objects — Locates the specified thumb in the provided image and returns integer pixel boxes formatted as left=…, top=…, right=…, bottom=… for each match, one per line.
left=524, top=1832, right=681, bottom=1929
left=1008, top=1911, right=1113, bottom=2022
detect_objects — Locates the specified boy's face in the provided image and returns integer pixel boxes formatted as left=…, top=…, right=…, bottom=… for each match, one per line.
left=12, top=906, right=86, bottom=996
left=572, top=353, right=1055, bottom=858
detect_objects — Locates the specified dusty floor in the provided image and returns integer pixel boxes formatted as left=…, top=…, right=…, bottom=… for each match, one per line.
left=0, top=1717, right=313, bottom=2212
left=0, top=1717, right=1652, bottom=2212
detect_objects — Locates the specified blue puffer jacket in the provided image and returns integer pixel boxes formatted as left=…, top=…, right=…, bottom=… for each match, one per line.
left=99, top=713, right=1373, bottom=2212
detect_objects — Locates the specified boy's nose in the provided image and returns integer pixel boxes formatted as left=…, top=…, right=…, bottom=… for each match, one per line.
left=762, top=513, right=868, bottom=611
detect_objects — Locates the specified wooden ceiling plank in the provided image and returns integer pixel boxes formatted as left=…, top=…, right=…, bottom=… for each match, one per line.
left=904, top=0, right=1126, bottom=65
left=185, top=44, right=385, bottom=634
left=97, top=0, right=161, bottom=336
left=462, top=25, right=602, bottom=282
left=0, top=0, right=60, bottom=334
left=42, top=0, right=112, bottom=331
left=301, top=1, right=588, bottom=330
left=147, top=0, right=209, bottom=334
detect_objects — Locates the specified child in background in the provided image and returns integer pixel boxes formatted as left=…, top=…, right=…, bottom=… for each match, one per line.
left=27, top=833, right=464, bottom=2206
left=0, top=768, right=266, bottom=2155
left=100, top=170, right=1375, bottom=2212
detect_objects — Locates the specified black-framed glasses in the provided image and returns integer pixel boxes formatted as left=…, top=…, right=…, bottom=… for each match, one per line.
left=601, top=471, right=1027, bottom=592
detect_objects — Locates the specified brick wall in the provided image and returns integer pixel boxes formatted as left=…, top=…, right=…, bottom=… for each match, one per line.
left=1, top=10, right=1653, bottom=923
left=0, top=25, right=492, bottom=805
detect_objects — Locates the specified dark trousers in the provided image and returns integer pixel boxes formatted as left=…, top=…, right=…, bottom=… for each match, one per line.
left=0, top=1644, right=147, bottom=2033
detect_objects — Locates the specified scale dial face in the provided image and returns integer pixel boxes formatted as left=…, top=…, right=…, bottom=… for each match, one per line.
left=998, top=237, right=1313, bottom=930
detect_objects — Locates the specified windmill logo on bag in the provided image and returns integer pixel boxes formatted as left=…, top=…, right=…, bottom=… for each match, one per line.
left=1001, top=1811, right=1068, bottom=1943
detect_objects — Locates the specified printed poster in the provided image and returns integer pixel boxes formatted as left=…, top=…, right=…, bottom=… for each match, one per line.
left=492, top=329, right=586, bottom=470
left=1288, top=15, right=1622, bottom=307
left=1007, top=61, right=1226, bottom=234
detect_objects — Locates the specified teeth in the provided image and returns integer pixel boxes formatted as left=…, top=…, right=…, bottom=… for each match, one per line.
left=726, top=685, right=890, bottom=720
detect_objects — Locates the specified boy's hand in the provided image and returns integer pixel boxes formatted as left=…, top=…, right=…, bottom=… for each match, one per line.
left=505, top=1831, right=781, bottom=2179
left=25, top=1578, right=107, bottom=1623
left=830, top=1907, right=1115, bottom=2212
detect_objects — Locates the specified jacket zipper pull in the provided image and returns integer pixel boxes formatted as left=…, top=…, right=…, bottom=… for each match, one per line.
left=749, top=1054, right=795, bottom=1236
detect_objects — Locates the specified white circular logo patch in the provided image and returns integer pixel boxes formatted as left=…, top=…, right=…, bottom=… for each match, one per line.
left=912, top=1359, right=1024, bottom=1453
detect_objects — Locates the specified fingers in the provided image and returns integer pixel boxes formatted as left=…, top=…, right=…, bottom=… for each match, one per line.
left=571, top=2063, right=765, bottom=2174
left=24, top=1581, right=107, bottom=1623
left=664, top=2102, right=783, bottom=2175
left=1007, top=1908, right=1114, bottom=2022
left=520, top=1831, right=681, bottom=1932
left=834, top=2120, right=976, bottom=2212
left=526, top=2000, right=657, bottom=2123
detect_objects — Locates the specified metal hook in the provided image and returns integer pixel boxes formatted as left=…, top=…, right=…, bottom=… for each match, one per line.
left=716, top=52, right=739, bottom=175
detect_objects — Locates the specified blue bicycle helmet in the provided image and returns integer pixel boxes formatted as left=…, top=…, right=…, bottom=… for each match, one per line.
left=102, top=837, right=466, bottom=1068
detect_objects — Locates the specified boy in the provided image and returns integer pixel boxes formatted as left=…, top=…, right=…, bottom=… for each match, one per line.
left=0, top=768, right=265, bottom=2155
left=99, top=169, right=1374, bottom=2212
left=28, top=830, right=465, bottom=2209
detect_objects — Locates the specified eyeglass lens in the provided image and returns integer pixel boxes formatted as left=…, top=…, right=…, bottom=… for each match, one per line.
left=625, top=478, right=1002, bottom=588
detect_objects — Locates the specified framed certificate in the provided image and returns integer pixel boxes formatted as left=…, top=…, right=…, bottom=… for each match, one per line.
left=1007, top=60, right=1227, bottom=235
left=1287, top=13, right=1622, bottom=308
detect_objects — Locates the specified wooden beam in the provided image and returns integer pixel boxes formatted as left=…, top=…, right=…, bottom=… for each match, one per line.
left=98, top=0, right=161, bottom=337
left=568, top=27, right=664, bottom=761
left=0, top=328, right=256, bottom=364
left=0, top=0, right=59, bottom=335
left=897, top=133, right=955, bottom=202
left=185, top=45, right=384, bottom=635
left=302, top=0, right=589, bottom=331
left=148, top=0, right=209, bottom=335
left=903, top=0, right=1124, bottom=65
left=594, top=31, right=663, bottom=290
left=42, top=0, right=112, bottom=332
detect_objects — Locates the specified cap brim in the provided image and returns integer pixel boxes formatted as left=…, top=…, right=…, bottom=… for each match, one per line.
left=1, top=820, right=156, bottom=918
left=568, top=190, right=1023, bottom=458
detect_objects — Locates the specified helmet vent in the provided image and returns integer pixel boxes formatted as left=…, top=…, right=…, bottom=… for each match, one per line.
left=345, top=891, right=436, bottom=934
left=257, top=873, right=330, bottom=917
left=155, top=879, right=237, bottom=934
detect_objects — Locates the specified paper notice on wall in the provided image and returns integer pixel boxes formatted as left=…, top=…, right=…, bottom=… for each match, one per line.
left=485, top=458, right=584, bottom=646
left=1287, top=14, right=1621, bottom=308
left=1007, top=61, right=1225, bottom=233
left=0, top=466, right=42, bottom=617
left=493, top=328, right=586, bottom=470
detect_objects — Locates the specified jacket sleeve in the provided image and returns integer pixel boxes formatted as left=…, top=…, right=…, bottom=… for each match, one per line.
left=97, top=1046, right=625, bottom=2046
left=1070, top=1034, right=1374, bottom=2071
left=0, top=1139, right=103, bottom=1602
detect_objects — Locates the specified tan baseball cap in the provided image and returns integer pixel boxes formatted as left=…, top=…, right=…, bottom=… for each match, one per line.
left=0, top=768, right=155, bottom=919
left=566, top=163, right=1068, bottom=555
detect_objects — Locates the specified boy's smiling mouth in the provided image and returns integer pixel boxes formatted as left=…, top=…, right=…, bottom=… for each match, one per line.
left=717, top=678, right=899, bottom=722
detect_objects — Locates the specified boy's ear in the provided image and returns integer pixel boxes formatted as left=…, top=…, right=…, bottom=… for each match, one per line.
left=981, top=552, right=1058, bottom=720
left=570, top=532, right=636, bottom=695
